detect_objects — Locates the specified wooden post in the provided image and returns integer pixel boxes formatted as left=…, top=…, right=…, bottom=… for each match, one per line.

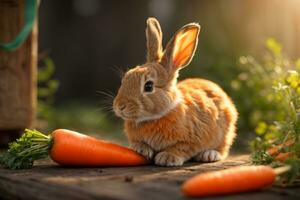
left=0, top=0, right=38, bottom=145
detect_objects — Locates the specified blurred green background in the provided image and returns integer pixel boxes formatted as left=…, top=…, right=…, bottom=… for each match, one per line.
left=37, top=0, right=300, bottom=151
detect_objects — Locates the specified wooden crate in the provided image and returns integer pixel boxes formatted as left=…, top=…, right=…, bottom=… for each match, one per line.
left=0, top=0, right=37, bottom=144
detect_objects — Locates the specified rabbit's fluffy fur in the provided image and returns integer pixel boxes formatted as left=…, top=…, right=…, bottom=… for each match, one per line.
left=113, top=18, right=238, bottom=166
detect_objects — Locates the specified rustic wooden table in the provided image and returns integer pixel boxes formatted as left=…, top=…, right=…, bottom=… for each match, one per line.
left=0, top=155, right=299, bottom=200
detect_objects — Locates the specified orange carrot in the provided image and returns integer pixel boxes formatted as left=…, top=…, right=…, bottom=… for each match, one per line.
left=50, top=129, right=146, bottom=166
left=267, top=139, right=294, bottom=156
left=0, top=129, right=147, bottom=169
left=182, top=165, right=290, bottom=197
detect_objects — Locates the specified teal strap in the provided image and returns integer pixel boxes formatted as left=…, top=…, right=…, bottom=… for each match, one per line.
left=0, top=0, right=37, bottom=52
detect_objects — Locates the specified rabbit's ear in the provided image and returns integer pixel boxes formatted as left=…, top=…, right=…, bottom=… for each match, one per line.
left=161, top=23, right=200, bottom=73
left=146, top=18, right=163, bottom=63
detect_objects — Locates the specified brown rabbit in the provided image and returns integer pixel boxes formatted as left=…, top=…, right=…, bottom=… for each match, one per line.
left=113, top=18, right=238, bottom=166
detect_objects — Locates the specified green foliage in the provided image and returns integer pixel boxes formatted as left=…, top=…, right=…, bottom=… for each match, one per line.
left=231, top=38, right=293, bottom=130
left=0, top=129, right=52, bottom=169
left=266, top=37, right=282, bottom=56
left=238, top=38, right=300, bottom=185
left=37, top=57, right=59, bottom=124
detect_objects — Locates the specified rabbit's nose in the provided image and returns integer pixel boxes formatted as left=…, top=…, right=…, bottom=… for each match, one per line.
left=119, top=104, right=127, bottom=111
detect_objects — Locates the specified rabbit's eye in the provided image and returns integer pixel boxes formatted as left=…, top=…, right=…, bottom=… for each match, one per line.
left=144, top=81, right=154, bottom=92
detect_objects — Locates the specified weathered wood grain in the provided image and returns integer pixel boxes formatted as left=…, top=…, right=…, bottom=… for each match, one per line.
left=0, top=0, right=37, bottom=131
left=0, top=155, right=299, bottom=200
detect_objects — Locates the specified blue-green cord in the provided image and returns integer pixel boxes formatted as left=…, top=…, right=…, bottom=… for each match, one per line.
left=0, top=0, right=37, bottom=52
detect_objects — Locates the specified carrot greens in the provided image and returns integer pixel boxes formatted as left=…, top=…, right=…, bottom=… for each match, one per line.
left=0, top=129, right=53, bottom=169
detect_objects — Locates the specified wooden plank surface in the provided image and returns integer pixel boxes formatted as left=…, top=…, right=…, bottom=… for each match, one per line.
left=0, top=155, right=299, bottom=200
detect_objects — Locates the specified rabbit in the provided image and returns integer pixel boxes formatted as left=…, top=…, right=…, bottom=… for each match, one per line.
left=113, top=17, right=238, bottom=166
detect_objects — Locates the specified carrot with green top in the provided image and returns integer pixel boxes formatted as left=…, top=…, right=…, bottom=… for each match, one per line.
left=0, top=129, right=147, bottom=169
left=267, top=139, right=294, bottom=156
left=182, top=165, right=290, bottom=197
left=266, top=139, right=295, bottom=162
left=275, top=152, right=293, bottom=162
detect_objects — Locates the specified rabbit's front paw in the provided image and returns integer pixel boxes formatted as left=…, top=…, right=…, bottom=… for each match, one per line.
left=154, top=151, right=184, bottom=167
left=131, top=142, right=154, bottom=160
left=194, top=150, right=221, bottom=162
